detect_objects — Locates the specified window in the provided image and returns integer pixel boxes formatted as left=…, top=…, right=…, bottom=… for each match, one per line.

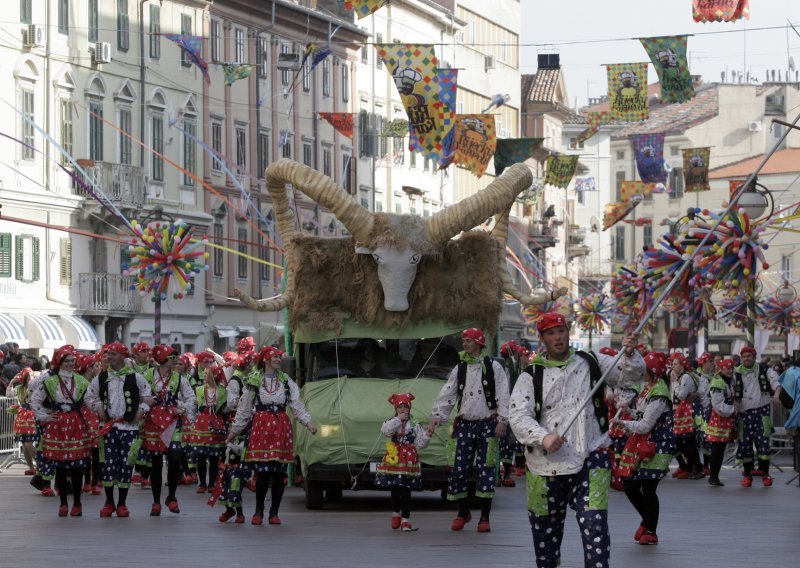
left=281, top=135, right=291, bottom=159
left=616, top=150, right=625, bottom=160
left=395, top=203, right=402, bottom=214
left=15, top=234, right=40, bottom=283
left=20, top=88, right=35, bottom=161
left=211, top=20, right=221, bottom=63
left=60, top=99, right=73, bottom=164
left=782, top=255, right=792, bottom=280
left=237, top=227, right=248, bottom=279
left=257, top=36, right=268, bottom=79
left=569, top=137, right=584, bottom=150
left=236, top=126, right=247, bottom=167
left=375, top=199, right=383, bottom=212
left=322, top=147, right=331, bottom=177
left=615, top=170, right=625, bottom=201
left=643, top=224, right=652, bottom=247
left=211, top=122, right=223, bottom=172
left=88, top=99, right=103, bottom=162
left=423, top=156, right=431, bottom=172
left=58, top=0, right=69, bottom=35
left=149, top=4, right=160, bottom=59
left=0, top=233, right=11, bottom=277
left=614, top=226, right=626, bottom=260
left=577, top=187, right=585, bottom=205
left=342, top=153, right=352, bottom=192
left=322, top=59, right=330, bottom=97
left=393, top=137, right=404, bottom=165
left=117, top=0, right=129, bottom=52
left=59, top=238, right=72, bottom=285
left=669, top=167, right=684, bottom=199
left=89, top=0, right=99, bottom=42
left=20, top=0, right=32, bottom=24
left=358, top=110, right=376, bottom=158
left=470, top=17, right=476, bottom=46
left=500, top=39, right=508, bottom=63
left=342, top=64, right=349, bottom=102
left=257, top=131, right=269, bottom=179
left=182, top=119, right=196, bottom=186
left=181, top=15, right=193, bottom=67
left=670, top=146, right=679, bottom=156
left=258, top=230, right=271, bottom=282
left=119, top=108, right=132, bottom=165
left=302, top=60, right=310, bottom=91
left=409, top=150, right=417, bottom=168
left=280, top=44, right=291, bottom=86
left=151, top=115, right=164, bottom=181
left=235, top=28, right=245, bottom=64
left=302, top=142, right=312, bottom=167
left=361, top=45, right=368, bottom=64
left=375, top=33, right=383, bottom=68
left=212, top=222, right=223, bottom=277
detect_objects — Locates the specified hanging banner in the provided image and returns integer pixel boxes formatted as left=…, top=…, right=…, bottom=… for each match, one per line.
left=620, top=180, right=655, bottom=202
left=345, top=0, right=390, bottom=19
left=164, top=34, right=210, bottom=85
left=453, top=114, right=496, bottom=178
left=692, top=0, right=749, bottom=23
left=682, top=147, right=711, bottom=192
left=607, top=63, right=649, bottom=121
left=640, top=36, right=695, bottom=104
left=545, top=155, right=579, bottom=189
left=376, top=44, right=445, bottom=165
left=729, top=179, right=746, bottom=197
left=603, top=200, right=640, bottom=231
left=218, top=62, right=252, bottom=86
left=319, top=112, right=354, bottom=140
left=630, top=132, right=667, bottom=183
left=577, top=111, right=612, bottom=144
left=411, top=68, right=458, bottom=168
left=493, top=138, right=543, bottom=176
left=574, top=177, right=597, bottom=192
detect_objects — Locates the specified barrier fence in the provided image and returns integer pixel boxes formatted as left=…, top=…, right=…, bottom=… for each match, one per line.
left=0, top=396, right=23, bottom=470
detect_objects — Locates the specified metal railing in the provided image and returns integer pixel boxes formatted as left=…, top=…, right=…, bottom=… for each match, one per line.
left=0, top=396, right=21, bottom=469
left=72, top=162, right=147, bottom=208
left=78, top=273, right=142, bottom=314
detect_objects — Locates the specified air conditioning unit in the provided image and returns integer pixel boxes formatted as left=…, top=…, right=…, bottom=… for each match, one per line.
left=24, top=24, right=44, bottom=48
left=276, top=52, right=300, bottom=70
left=748, top=121, right=762, bottom=132
left=484, top=54, right=496, bottom=70
left=93, top=42, right=112, bottom=64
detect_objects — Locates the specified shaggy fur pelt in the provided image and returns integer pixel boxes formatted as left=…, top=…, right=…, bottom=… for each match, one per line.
left=290, top=230, right=502, bottom=335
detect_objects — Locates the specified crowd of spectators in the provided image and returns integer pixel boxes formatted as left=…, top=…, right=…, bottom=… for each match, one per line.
left=0, top=343, right=48, bottom=392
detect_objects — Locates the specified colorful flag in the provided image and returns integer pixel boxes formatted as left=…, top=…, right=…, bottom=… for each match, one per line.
left=729, top=179, right=746, bottom=197
left=219, top=62, right=252, bottom=86
left=603, top=200, right=639, bottom=231
left=574, top=177, right=597, bottom=192
left=630, top=133, right=667, bottom=184
left=345, top=0, right=390, bottom=19
left=682, top=147, right=711, bottom=192
left=640, top=36, right=694, bottom=104
left=411, top=68, right=458, bottom=168
left=545, top=155, right=579, bottom=189
left=620, top=180, right=655, bottom=202
left=607, top=63, right=649, bottom=121
left=693, top=0, right=749, bottom=23
left=493, top=138, right=543, bottom=176
left=577, top=111, right=612, bottom=144
left=319, top=113, right=354, bottom=140
left=454, top=114, right=496, bottom=178
left=376, top=44, right=445, bottom=165
left=164, top=34, right=210, bottom=85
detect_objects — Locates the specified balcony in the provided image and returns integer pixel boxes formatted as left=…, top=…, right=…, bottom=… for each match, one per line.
left=567, top=225, right=591, bottom=259
left=529, top=219, right=557, bottom=248
left=78, top=273, right=142, bottom=316
left=73, top=161, right=147, bottom=209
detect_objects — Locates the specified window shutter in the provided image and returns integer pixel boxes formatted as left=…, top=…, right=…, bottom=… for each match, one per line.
left=60, top=238, right=72, bottom=285
left=0, top=233, right=11, bottom=278
left=15, top=235, right=24, bottom=281
left=32, top=236, right=40, bottom=281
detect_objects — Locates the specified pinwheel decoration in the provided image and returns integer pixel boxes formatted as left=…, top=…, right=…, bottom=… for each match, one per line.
left=718, top=292, right=764, bottom=331
left=575, top=293, right=613, bottom=334
left=760, top=292, right=800, bottom=335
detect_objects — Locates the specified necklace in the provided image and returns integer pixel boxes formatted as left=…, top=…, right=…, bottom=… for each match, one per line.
left=264, top=373, right=281, bottom=394
left=58, top=376, right=75, bottom=400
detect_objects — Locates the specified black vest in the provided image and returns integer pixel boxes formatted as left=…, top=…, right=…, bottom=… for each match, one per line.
left=455, top=356, right=497, bottom=411
left=98, top=370, right=140, bottom=422
left=734, top=363, right=773, bottom=401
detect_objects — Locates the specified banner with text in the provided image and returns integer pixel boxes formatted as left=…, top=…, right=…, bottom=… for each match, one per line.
left=454, top=114, right=496, bottom=178
left=545, top=155, right=580, bottom=189
left=640, top=35, right=695, bottom=104
left=692, top=0, right=749, bottom=23
left=607, top=62, right=649, bottom=122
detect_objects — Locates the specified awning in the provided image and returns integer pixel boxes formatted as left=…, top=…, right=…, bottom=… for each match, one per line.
left=24, top=314, right=67, bottom=349
left=236, top=325, right=257, bottom=335
left=59, top=315, right=101, bottom=351
left=214, top=325, right=237, bottom=338
left=0, top=314, right=29, bottom=349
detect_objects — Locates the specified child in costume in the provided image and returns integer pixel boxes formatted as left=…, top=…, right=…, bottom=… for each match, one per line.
left=5, top=368, right=39, bottom=475
left=375, top=393, right=431, bottom=532
left=210, top=444, right=249, bottom=524
left=706, top=358, right=737, bottom=487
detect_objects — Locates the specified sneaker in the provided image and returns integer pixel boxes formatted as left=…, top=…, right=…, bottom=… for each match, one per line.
left=708, top=478, right=725, bottom=487
left=196, top=485, right=207, bottom=494
left=477, top=520, right=491, bottom=533
left=741, top=476, right=753, bottom=488
left=24, top=469, right=35, bottom=476
left=268, top=515, right=281, bottom=525
left=251, top=514, right=263, bottom=526
left=165, top=498, right=180, bottom=514
left=140, top=480, right=151, bottom=489
left=762, top=475, right=773, bottom=487
left=219, top=510, right=236, bottom=523
left=639, top=532, right=658, bottom=545
left=99, top=503, right=116, bottom=518
left=116, top=505, right=130, bottom=518
left=514, top=466, right=526, bottom=477
left=450, top=513, right=472, bottom=531
left=41, top=487, right=55, bottom=497
left=131, top=473, right=142, bottom=484
left=391, top=513, right=402, bottom=530
left=689, top=470, right=705, bottom=480
left=634, top=524, right=647, bottom=542
left=671, top=467, right=686, bottom=478
left=401, top=521, right=413, bottom=532
left=70, top=505, right=82, bottom=517
left=235, top=514, right=245, bottom=524
left=501, top=478, right=516, bottom=487
left=92, top=484, right=102, bottom=496
left=150, top=503, right=161, bottom=516
left=58, top=505, right=69, bottom=517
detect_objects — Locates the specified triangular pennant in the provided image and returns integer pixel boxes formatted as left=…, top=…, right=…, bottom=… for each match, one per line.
left=319, top=112, right=354, bottom=140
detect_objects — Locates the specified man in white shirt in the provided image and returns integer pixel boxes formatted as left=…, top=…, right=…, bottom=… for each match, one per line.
left=510, top=312, right=644, bottom=568
left=428, top=328, right=509, bottom=533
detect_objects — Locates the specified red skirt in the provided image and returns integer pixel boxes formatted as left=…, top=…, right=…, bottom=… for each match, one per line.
left=244, top=410, right=294, bottom=464
left=81, top=407, right=100, bottom=449
left=673, top=400, right=695, bottom=436
left=376, top=442, right=421, bottom=477
left=183, top=410, right=227, bottom=447
left=13, top=407, right=37, bottom=437
left=141, top=405, right=178, bottom=452
left=41, top=411, right=90, bottom=461
left=705, top=411, right=735, bottom=443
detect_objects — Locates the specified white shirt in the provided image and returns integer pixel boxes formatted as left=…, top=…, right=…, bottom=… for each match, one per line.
left=738, top=364, right=780, bottom=412
left=84, top=367, right=151, bottom=431
left=381, top=417, right=431, bottom=450
left=431, top=359, right=509, bottom=422
left=510, top=350, right=645, bottom=476
left=230, top=372, right=312, bottom=435
left=29, top=372, right=82, bottom=421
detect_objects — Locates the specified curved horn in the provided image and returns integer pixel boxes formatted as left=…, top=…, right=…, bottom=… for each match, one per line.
left=425, top=162, right=532, bottom=245
left=233, top=289, right=293, bottom=312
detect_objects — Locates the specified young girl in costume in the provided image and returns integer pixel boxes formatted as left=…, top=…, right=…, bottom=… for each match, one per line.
left=5, top=368, right=39, bottom=475
left=375, top=393, right=431, bottom=532
left=210, top=444, right=249, bottom=524
left=706, top=358, right=737, bottom=487
left=186, top=365, right=228, bottom=494
left=75, top=353, right=103, bottom=495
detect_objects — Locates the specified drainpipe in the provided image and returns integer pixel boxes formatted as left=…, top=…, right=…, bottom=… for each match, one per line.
left=139, top=0, right=154, bottom=169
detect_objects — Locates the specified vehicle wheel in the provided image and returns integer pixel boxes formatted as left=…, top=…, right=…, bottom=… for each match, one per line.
left=305, top=479, right=325, bottom=510
left=326, top=487, right=343, bottom=502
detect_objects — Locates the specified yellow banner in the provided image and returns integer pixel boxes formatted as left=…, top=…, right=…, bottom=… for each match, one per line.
left=454, top=114, right=496, bottom=178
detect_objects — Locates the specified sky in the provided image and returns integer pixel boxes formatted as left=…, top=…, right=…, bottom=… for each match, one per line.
left=520, top=0, right=800, bottom=109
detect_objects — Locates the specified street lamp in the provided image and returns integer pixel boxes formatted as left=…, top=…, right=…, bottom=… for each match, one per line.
left=735, top=175, right=774, bottom=221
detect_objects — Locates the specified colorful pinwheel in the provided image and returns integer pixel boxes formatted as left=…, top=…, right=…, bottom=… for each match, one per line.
left=759, top=293, right=800, bottom=335
left=575, top=293, right=613, bottom=334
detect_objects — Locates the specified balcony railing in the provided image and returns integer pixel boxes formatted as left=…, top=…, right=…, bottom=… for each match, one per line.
left=73, top=162, right=146, bottom=208
left=79, top=273, right=142, bottom=315
left=529, top=220, right=558, bottom=248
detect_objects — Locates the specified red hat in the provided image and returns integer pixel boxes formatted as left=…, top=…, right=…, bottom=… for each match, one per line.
left=461, top=328, right=486, bottom=346
left=210, top=365, right=227, bottom=384
left=75, top=353, right=100, bottom=374
left=537, top=312, right=567, bottom=334
left=0, top=351, right=4, bottom=360
left=51, top=345, right=77, bottom=370
left=177, top=354, right=193, bottom=368
left=195, top=351, right=217, bottom=366
left=697, top=352, right=714, bottom=366
left=13, top=368, right=32, bottom=383
left=237, top=352, right=256, bottom=368
left=237, top=336, right=256, bottom=354
left=516, top=345, right=532, bottom=357
left=223, top=351, right=239, bottom=365
left=598, top=347, right=618, bottom=357
left=104, top=342, right=129, bottom=357
left=644, top=352, right=668, bottom=376
left=718, top=358, right=735, bottom=371
left=388, top=393, right=415, bottom=410
left=152, top=345, right=176, bottom=365
left=740, top=346, right=757, bottom=356
left=670, top=351, right=689, bottom=368
left=500, top=340, right=518, bottom=358
left=132, top=342, right=151, bottom=354
left=257, top=346, right=285, bottom=363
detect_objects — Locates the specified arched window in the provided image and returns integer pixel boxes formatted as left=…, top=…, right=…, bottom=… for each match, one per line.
left=114, top=79, right=137, bottom=165
left=148, top=89, right=167, bottom=182
left=85, top=75, right=107, bottom=162
left=180, top=95, right=198, bottom=186
left=15, top=58, right=40, bottom=163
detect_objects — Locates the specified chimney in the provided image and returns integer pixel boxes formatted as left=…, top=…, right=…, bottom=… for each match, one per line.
left=538, top=53, right=560, bottom=70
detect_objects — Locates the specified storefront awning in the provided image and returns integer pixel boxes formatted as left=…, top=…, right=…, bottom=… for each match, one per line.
left=24, top=314, right=67, bottom=349
left=236, top=325, right=257, bottom=335
left=0, top=314, right=29, bottom=349
left=214, top=325, right=237, bottom=338
left=59, top=315, right=101, bottom=351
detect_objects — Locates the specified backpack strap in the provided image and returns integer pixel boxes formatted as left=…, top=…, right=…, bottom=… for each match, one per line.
left=575, top=350, right=608, bottom=433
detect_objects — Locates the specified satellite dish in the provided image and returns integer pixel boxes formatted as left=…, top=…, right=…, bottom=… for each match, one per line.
left=590, top=216, right=601, bottom=232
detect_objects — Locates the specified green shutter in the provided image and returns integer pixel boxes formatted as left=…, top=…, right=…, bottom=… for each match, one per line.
left=15, top=235, right=24, bottom=281
left=32, top=236, right=40, bottom=282
left=60, top=238, right=72, bottom=285
left=0, top=233, right=11, bottom=278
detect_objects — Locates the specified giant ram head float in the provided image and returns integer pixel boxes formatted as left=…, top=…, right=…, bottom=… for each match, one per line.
left=234, top=159, right=565, bottom=335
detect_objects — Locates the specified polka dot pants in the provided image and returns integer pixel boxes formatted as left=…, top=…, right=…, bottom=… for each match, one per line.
left=447, top=418, right=497, bottom=500
left=736, top=404, right=772, bottom=464
left=101, top=428, right=138, bottom=489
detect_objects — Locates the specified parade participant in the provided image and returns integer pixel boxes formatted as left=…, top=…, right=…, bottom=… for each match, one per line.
left=25, top=365, right=57, bottom=496
left=29, top=346, right=91, bottom=517
left=509, top=312, right=645, bottom=568
left=211, top=445, right=249, bottom=524
left=428, top=328, right=509, bottom=533
left=226, top=346, right=317, bottom=525
left=226, top=352, right=256, bottom=414
left=375, top=393, right=431, bottom=532
left=138, top=345, right=197, bottom=515
left=669, top=352, right=704, bottom=479
left=175, top=353, right=198, bottom=483
left=734, top=346, right=781, bottom=487
left=696, top=352, right=716, bottom=474
left=5, top=368, right=38, bottom=475
left=706, top=358, right=737, bottom=487
left=84, top=342, right=152, bottom=518
left=185, top=365, right=228, bottom=494
left=237, top=336, right=256, bottom=356
left=75, top=353, right=103, bottom=495
left=600, top=346, right=637, bottom=491
left=131, top=342, right=152, bottom=375
left=498, top=341, right=522, bottom=487
left=614, top=351, right=675, bottom=546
